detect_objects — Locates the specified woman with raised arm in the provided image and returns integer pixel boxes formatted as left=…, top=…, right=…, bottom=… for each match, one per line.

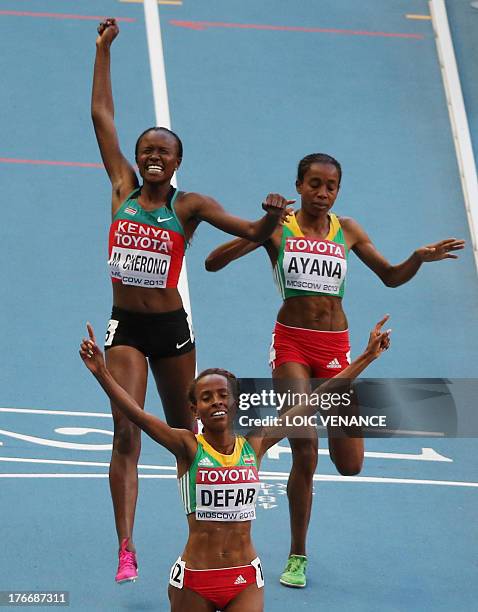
left=205, top=152, right=464, bottom=587
left=92, top=18, right=291, bottom=583
left=80, top=317, right=390, bottom=611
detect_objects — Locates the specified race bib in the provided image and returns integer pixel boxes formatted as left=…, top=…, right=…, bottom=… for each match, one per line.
left=195, top=466, right=260, bottom=522
left=108, top=247, right=171, bottom=288
left=283, top=237, right=346, bottom=295
left=108, top=219, right=176, bottom=287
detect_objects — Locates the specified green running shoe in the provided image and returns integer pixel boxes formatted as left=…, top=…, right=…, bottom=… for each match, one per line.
left=279, top=554, right=307, bottom=588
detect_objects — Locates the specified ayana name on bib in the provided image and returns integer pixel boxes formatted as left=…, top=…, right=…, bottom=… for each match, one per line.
left=283, top=237, right=346, bottom=295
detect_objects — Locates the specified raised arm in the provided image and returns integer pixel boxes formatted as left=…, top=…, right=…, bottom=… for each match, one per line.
left=79, top=324, right=196, bottom=459
left=249, top=316, right=392, bottom=458
left=342, top=218, right=465, bottom=287
left=185, top=192, right=294, bottom=243
left=92, top=18, right=138, bottom=210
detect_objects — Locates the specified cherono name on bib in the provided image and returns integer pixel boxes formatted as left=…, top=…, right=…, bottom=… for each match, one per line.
left=108, top=187, right=185, bottom=289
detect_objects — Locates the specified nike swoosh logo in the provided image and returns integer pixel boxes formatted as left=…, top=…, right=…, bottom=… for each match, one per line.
left=157, top=216, right=173, bottom=223
left=176, top=338, right=190, bottom=350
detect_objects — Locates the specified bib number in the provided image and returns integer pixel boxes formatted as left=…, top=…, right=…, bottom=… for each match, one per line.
left=251, top=557, right=264, bottom=588
left=169, top=557, right=186, bottom=589
left=105, top=319, right=119, bottom=347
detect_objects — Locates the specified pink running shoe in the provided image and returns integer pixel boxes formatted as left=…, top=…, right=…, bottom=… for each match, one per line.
left=115, top=538, right=138, bottom=584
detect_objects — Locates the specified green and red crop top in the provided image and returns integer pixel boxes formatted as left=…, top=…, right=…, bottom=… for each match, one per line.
left=108, top=187, right=186, bottom=289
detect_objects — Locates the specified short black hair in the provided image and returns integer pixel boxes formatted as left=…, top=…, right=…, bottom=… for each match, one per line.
left=188, top=368, right=239, bottom=405
left=134, top=127, right=183, bottom=160
left=297, top=153, right=342, bottom=185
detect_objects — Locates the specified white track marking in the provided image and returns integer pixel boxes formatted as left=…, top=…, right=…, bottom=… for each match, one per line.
left=0, top=429, right=112, bottom=451
left=267, top=443, right=452, bottom=462
left=0, top=407, right=111, bottom=417
left=430, top=0, right=478, bottom=272
left=54, top=427, right=112, bottom=437
left=143, top=0, right=193, bottom=321
left=363, top=447, right=452, bottom=462
left=0, top=417, right=453, bottom=462
left=0, top=456, right=175, bottom=470
left=0, top=472, right=477, bottom=488
left=0, top=408, right=446, bottom=438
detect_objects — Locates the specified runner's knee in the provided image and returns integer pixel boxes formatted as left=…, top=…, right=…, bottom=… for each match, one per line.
left=333, top=454, right=363, bottom=476
left=291, top=439, right=318, bottom=473
left=112, top=420, right=141, bottom=456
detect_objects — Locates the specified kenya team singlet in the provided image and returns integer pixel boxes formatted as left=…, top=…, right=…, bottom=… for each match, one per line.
left=108, top=187, right=185, bottom=289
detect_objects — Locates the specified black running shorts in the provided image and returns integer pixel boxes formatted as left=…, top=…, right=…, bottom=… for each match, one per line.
left=104, top=306, right=195, bottom=359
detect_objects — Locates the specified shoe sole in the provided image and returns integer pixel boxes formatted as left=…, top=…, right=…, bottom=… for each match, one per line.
left=116, top=576, right=138, bottom=585
left=279, top=578, right=306, bottom=588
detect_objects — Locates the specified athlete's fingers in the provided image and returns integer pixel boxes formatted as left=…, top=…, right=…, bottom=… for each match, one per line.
left=80, top=340, right=94, bottom=357
left=445, top=241, right=465, bottom=250
left=381, top=330, right=392, bottom=350
left=262, top=193, right=293, bottom=215
left=86, top=322, right=96, bottom=344
left=429, top=238, right=465, bottom=251
left=79, top=347, right=91, bottom=360
left=435, top=238, right=460, bottom=246
left=374, top=314, right=390, bottom=334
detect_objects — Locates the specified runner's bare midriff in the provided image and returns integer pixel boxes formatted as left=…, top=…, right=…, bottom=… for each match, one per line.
left=181, top=518, right=256, bottom=569
left=277, top=295, right=348, bottom=331
left=112, top=284, right=183, bottom=313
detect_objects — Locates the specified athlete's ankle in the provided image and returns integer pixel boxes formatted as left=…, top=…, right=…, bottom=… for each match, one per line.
left=119, top=537, right=136, bottom=553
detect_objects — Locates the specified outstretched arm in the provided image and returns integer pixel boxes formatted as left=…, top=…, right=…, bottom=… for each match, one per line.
left=187, top=192, right=294, bottom=243
left=205, top=238, right=263, bottom=271
left=79, top=324, right=196, bottom=459
left=249, top=316, right=392, bottom=458
left=92, top=18, right=138, bottom=210
left=343, top=218, right=465, bottom=287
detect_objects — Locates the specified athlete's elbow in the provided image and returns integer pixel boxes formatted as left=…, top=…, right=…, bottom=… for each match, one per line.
left=382, top=277, right=395, bottom=288
left=205, top=257, right=221, bottom=272
left=380, top=268, right=400, bottom=287
left=382, top=276, right=401, bottom=288
left=205, top=252, right=229, bottom=271
left=91, top=106, right=111, bottom=126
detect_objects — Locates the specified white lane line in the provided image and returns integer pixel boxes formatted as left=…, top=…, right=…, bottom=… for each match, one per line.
left=0, top=447, right=452, bottom=470
left=1, top=472, right=477, bottom=487
left=0, top=456, right=175, bottom=470
left=361, top=447, right=452, bottom=462
left=430, top=0, right=478, bottom=272
left=0, top=407, right=111, bottom=417
left=0, top=429, right=112, bottom=451
left=268, top=443, right=452, bottom=462
left=143, top=0, right=193, bottom=323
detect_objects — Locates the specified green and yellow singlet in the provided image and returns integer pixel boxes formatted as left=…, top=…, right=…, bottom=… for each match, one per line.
left=178, top=435, right=260, bottom=522
left=273, top=212, right=348, bottom=299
